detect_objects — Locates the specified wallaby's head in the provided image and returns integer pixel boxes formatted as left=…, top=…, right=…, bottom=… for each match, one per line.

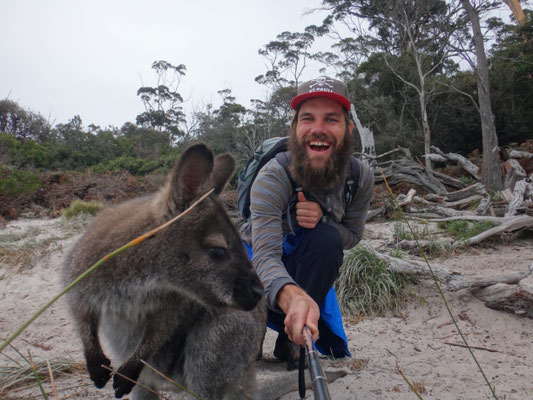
left=152, top=143, right=263, bottom=311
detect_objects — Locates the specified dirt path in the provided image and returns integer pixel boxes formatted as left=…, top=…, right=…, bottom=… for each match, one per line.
left=1, top=218, right=532, bottom=399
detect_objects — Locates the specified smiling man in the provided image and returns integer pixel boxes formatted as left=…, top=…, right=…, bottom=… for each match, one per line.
left=240, top=76, right=374, bottom=369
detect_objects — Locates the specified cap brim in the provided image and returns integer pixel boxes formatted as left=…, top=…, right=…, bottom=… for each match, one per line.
left=290, top=91, right=350, bottom=111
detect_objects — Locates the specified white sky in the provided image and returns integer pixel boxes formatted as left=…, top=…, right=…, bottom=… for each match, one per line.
left=1, top=0, right=330, bottom=129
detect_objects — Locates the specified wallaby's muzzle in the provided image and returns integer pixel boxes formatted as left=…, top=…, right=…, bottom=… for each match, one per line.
left=233, top=271, right=264, bottom=311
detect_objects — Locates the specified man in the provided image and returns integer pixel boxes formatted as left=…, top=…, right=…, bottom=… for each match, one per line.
left=240, top=76, right=374, bottom=369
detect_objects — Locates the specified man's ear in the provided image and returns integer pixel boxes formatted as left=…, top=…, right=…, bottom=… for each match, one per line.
left=348, top=120, right=355, bottom=134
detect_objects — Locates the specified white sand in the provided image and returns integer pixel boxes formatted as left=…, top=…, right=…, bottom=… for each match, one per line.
left=1, top=217, right=532, bottom=399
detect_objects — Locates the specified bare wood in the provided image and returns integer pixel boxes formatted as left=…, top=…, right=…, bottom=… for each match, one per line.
left=443, top=195, right=482, bottom=209
left=376, top=252, right=531, bottom=292
left=405, top=205, right=472, bottom=218
left=397, top=189, right=417, bottom=206
left=472, top=277, right=533, bottom=318
left=351, top=104, right=377, bottom=169
left=502, top=159, right=527, bottom=190
left=425, top=215, right=504, bottom=224
left=463, top=215, right=533, bottom=245
left=505, top=178, right=533, bottom=217
left=430, top=146, right=480, bottom=179
left=432, top=170, right=466, bottom=190
left=509, top=149, right=533, bottom=159
left=425, top=182, right=485, bottom=203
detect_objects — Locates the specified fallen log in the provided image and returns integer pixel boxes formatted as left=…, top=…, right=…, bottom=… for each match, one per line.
left=472, top=274, right=533, bottom=318
left=505, top=177, right=533, bottom=217
left=509, top=149, right=533, bottom=159
left=430, top=146, right=480, bottom=180
left=378, top=252, right=533, bottom=318
left=425, top=182, right=486, bottom=203
left=376, top=253, right=532, bottom=292
left=405, top=205, right=473, bottom=218
left=463, top=215, right=533, bottom=245
left=502, top=159, right=527, bottom=190
left=378, top=160, right=448, bottom=194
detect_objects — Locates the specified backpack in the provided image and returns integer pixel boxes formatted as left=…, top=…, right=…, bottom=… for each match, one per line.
left=237, top=137, right=360, bottom=221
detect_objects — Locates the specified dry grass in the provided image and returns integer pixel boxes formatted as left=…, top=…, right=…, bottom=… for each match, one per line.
left=0, top=355, right=85, bottom=398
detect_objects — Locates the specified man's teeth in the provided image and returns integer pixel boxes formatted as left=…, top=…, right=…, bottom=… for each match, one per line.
left=309, top=141, right=330, bottom=147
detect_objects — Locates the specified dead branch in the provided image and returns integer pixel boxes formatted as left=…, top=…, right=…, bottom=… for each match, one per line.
left=463, top=215, right=533, bottom=245
left=430, top=146, right=480, bottom=179
left=509, top=149, right=533, bottom=159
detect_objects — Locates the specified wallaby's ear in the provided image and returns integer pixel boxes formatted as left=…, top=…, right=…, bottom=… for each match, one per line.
left=171, top=143, right=214, bottom=206
left=212, top=153, right=235, bottom=195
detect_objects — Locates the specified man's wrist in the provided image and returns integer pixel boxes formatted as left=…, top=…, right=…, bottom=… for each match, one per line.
left=277, top=283, right=302, bottom=313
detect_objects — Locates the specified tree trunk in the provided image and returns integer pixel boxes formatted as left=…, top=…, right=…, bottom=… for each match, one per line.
left=350, top=105, right=377, bottom=170
left=460, top=0, right=503, bottom=191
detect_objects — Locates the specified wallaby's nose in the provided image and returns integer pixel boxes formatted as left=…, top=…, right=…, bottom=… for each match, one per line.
left=234, top=274, right=264, bottom=311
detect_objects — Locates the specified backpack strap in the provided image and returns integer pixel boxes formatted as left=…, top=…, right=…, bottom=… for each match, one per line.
left=344, top=156, right=361, bottom=207
left=275, top=151, right=300, bottom=235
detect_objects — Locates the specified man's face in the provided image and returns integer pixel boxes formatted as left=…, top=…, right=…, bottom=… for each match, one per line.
left=294, top=97, right=354, bottom=169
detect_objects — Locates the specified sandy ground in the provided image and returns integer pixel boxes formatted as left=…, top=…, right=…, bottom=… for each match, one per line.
left=1, top=216, right=533, bottom=400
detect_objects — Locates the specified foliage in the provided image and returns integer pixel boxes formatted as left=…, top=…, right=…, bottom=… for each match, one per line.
left=0, top=99, right=52, bottom=142
left=63, top=199, right=103, bottom=219
left=437, top=219, right=498, bottom=240
left=335, top=245, right=409, bottom=317
left=0, top=164, right=41, bottom=218
left=136, top=60, right=187, bottom=142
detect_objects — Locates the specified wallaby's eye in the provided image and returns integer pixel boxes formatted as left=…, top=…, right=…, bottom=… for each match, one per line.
left=208, top=247, right=229, bottom=261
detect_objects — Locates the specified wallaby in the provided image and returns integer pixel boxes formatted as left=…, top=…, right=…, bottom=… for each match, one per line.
left=63, top=143, right=266, bottom=400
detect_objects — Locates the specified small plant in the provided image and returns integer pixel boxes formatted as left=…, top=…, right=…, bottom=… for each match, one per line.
left=335, top=245, right=409, bottom=317
left=394, top=221, right=434, bottom=241
left=63, top=200, right=103, bottom=219
left=438, top=220, right=498, bottom=241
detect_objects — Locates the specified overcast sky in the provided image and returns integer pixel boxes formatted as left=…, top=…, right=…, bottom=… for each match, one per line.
left=1, top=0, right=330, bottom=129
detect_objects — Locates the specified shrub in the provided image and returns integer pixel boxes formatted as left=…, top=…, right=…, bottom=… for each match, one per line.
left=63, top=199, right=103, bottom=219
left=335, top=245, right=409, bottom=317
left=0, top=165, right=41, bottom=218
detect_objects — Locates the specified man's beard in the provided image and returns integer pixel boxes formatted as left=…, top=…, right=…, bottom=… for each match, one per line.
left=288, top=129, right=352, bottom=191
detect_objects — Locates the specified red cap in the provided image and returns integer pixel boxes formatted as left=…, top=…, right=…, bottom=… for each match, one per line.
left=290, top=76, right=350, bottom=110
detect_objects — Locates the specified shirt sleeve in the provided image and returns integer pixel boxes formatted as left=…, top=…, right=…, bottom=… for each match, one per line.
left=329, top=161, right=374, bottom=249
left=249, top=159, right=297, bottom=312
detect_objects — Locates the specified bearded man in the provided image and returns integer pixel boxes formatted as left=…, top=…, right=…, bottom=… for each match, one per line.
left=240, top=76, right=374, bottom=369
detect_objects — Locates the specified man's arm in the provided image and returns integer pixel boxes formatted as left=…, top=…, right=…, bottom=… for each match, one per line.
left=277, top=284, right=320, bottom=345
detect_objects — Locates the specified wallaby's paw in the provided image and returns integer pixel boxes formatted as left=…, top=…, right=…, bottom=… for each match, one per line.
left=273, top=334, right=300, bottom=371
left=87, top=355, right=112, bottom=388
left=113, top=361, right=144, bottom=398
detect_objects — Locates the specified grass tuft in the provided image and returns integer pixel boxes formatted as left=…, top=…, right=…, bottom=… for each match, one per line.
left=335, top=245, right=409, bottom=317
left=0, top=357, right=84, bottom=396
left=437, top=220, right=498, bottom=241
left=62, top=200, right=103, bottom=219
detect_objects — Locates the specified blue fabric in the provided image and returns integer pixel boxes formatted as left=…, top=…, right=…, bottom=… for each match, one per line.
left=243, top=235, right=351, bottom=357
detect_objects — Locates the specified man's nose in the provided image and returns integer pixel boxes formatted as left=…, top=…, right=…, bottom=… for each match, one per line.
left=309, top=119, right=326, bottom=133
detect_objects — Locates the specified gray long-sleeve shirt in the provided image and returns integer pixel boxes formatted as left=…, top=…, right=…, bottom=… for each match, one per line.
left=240, top=156, right=374, bottom=311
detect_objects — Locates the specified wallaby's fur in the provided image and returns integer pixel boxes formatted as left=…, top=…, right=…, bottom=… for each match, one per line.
left=63, top=143, right=266, bottom=400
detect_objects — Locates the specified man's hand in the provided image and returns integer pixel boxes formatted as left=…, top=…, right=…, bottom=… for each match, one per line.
left=295, top=192, right=323, bottom=229
left=277, top=284, right=320, bottom=346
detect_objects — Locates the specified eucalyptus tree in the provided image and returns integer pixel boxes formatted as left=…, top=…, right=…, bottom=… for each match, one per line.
left=453, top=0, right=504, bottom=190
left=136, top=60, right=187, bottom=143
left=315, top=0, right=467, bottom=168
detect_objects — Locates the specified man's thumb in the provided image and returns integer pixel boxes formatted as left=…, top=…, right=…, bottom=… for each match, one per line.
left=298, top=191, right=307, bottom=202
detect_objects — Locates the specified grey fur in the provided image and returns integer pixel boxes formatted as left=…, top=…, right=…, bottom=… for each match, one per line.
left=63, top=143, right=266, bottom=400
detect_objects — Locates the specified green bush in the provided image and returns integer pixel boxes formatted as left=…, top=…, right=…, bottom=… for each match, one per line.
left=63, top=200, right=103, bottom=219
left=335, top=245, right=409, bottom=317
left=0, top=165, right=41, bottom=218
